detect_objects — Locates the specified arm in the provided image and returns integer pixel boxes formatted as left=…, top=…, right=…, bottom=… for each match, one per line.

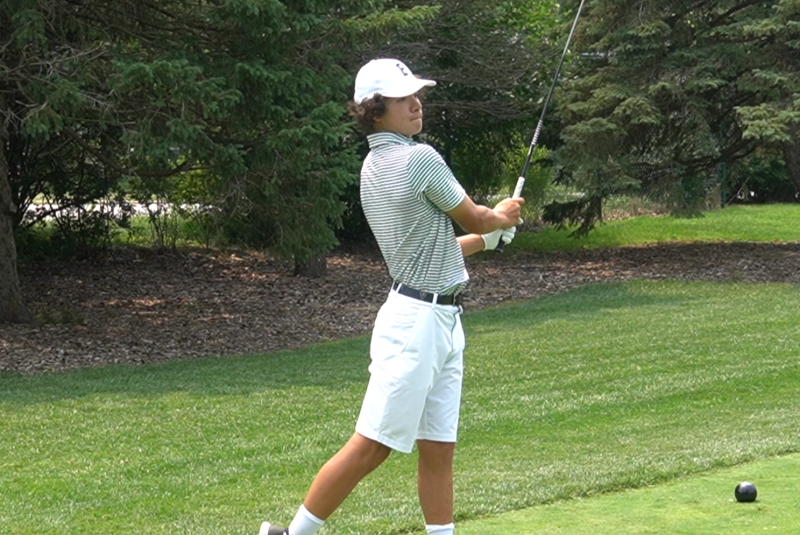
left=447, top=195, right=524, bottom=256
left=447, top=196, right=525, bottom=256
left=446, top=195, right=524, bottom=235
left=457, top=234, right=487, bottom=257
left=457, top=226, right=518, bottom=257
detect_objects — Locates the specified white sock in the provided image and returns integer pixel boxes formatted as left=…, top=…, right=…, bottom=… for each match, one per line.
left=426, top=523, right=455, bottom=535
left=288, top=504, right=325, bottom=535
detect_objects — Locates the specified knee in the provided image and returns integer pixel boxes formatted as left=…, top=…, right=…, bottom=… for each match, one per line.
left=348, top=434, right=392, bottom=471
left=418, top=440, right=455, bottom=471
left=363, top=441, right=392, bottom=470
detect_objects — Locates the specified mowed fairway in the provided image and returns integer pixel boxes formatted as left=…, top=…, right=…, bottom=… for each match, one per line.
left=2, top=281, right=800, bottom=534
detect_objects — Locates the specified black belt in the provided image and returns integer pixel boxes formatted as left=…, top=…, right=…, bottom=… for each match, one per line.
left=391, top=281, right=463, bottom=306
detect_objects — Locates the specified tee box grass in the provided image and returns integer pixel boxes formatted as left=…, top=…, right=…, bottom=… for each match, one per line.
left=455, top=454, right=800, bottom=535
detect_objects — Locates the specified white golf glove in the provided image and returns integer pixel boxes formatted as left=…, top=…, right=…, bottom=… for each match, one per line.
left=481, top=226, right=517, bottom=251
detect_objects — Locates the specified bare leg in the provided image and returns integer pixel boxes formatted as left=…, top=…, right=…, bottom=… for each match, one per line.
left=303, top=432, right=392, bottom=520
left=416, top=440, right=455, bottom=525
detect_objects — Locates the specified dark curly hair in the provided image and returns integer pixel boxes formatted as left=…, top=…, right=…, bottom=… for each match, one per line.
left=348, top=94, right=387, bottom=134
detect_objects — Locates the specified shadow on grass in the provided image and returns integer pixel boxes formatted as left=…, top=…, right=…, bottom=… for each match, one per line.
left=0, top=337, right=372, bottom=406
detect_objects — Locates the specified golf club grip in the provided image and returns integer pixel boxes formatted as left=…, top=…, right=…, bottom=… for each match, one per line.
left=512, top=176, right=526, bottom=198
left=495, top=177, right=526, bottom=252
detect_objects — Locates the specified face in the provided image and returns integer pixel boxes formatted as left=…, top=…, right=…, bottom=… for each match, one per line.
left=374, top=93, right=424, bottom=137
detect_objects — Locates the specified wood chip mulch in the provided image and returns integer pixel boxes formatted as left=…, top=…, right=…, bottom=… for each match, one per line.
left=2, top=242, right=799, bottom=374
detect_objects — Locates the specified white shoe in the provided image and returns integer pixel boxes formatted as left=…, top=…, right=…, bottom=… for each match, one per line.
left=260, top=522, right=289, bottom=535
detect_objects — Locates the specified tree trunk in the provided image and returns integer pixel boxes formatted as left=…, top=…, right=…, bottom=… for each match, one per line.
left=293, top=254, right=327, bottom=277
left=0, top=97, right=32, bottom=323
left=784, top=124, right=800, bottom=194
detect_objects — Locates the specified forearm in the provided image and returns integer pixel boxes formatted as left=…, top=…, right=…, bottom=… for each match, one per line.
left=466, top=205, right=510, bottom=235
left=457, top=234, right=487, bottom=257
left=447, top=196, right=523, bottom=235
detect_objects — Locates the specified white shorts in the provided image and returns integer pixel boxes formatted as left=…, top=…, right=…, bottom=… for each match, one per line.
left=355, top=289, right=465, bottom=454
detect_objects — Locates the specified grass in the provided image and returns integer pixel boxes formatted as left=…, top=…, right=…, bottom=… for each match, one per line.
left=515, top=203, right=800, bottom=252
left=458, top=454, right=800, bottom=534
left=2, top=280, right=800, bottom=534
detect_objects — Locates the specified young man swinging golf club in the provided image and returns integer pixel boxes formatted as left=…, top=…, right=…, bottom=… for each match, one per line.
left=261, top=58, right=523, bottom=535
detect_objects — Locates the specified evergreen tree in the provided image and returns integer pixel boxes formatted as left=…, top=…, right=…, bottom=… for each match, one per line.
left=0, top=0, right=434, bottom=322
left=547, top=0, right=800, bottom=234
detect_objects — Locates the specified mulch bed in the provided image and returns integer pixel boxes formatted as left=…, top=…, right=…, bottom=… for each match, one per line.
left=2, top=242, right=799, bottom=374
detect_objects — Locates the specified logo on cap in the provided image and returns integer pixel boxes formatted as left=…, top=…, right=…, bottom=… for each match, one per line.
left=396, top=63, right=409, bottom=76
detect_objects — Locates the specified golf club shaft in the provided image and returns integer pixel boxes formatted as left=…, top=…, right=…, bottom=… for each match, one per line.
left=497, top=0, right=586, bottom=252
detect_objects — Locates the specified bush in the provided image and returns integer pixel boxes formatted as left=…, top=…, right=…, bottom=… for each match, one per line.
left=728, top=153, right=798, bottom=204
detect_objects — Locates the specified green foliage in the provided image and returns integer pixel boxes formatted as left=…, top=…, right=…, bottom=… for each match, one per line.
left=729, top=151, right=798, bottom=202
left=3, top=0, right=441, bottom=265
left=15, top=202, right=131, bottom=260
left=735, top=0, right=800, bottom=142
left=737, top=104, right=800, bottom=143
left=503, top=145, right=555, bottom=221
left=549, top=0, right=800, bottom=232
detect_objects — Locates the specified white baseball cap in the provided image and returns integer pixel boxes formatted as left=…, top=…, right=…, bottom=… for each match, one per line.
left=354, top=58, right=436, bottom=104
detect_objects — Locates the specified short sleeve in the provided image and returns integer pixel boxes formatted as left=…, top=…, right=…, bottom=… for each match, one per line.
left=408, top=144, right=466, bottom=211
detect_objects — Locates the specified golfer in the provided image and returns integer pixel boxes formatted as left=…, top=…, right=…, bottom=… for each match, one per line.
left=261, top=58, right=523, bottom=535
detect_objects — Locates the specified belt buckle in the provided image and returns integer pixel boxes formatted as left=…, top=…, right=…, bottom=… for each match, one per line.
left=419, top=290, right=429, bottom=302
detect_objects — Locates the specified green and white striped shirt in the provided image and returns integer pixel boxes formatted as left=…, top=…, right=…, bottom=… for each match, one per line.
left=361, top=132, right=468, bottom=294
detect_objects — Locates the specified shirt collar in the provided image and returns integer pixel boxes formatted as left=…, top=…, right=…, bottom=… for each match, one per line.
left=367, top=131, right=416, bottom=150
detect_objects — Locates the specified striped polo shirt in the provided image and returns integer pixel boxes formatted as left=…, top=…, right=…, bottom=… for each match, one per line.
left=361, top=131, right=469, bottom=294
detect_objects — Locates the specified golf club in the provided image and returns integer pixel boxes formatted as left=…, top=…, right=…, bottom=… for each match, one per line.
left=497, top=0, right=587, bottom=252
